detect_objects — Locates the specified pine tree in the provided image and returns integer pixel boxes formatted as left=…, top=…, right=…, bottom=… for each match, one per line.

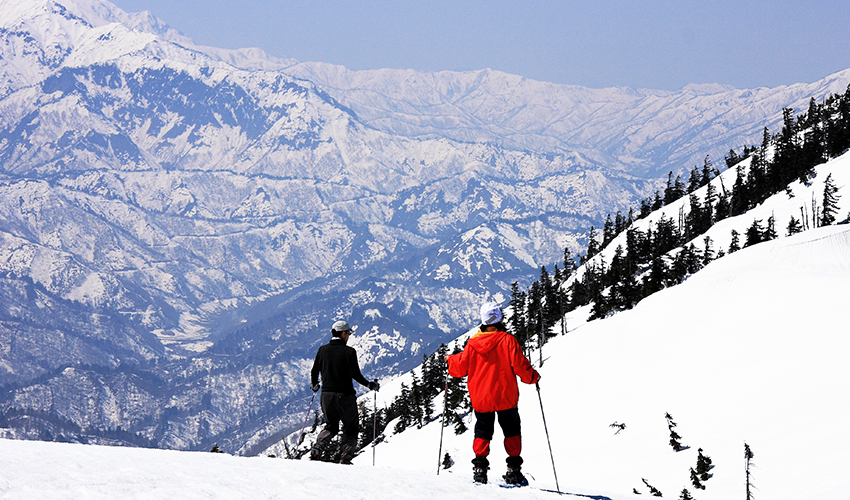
left=441, top=452, right=455, bottom=470
left=651, top=190, right=664, bottom=211
left=690, top=467, right=705, bottom=490
left=586, top=225, right=601, bottom=259
left=786, top=215, right=803, bottom=236
left=730, top=165, right=748, bottom=216
left=665, top=412, right=687, bottom=451
left=729, top=229, right=741, bottom=253
left=696, top=448, right=714, bottom=482
left=603, top=213, right=615, bottom=246
left=663, top=171, right=676, bottom=204
left=744, top=219, right=764, bottom=247
left=687, top=166, right=702, bottom=193
left=764, top=214, right=777, bottom=241
left=702, top=236, right=715, bottom=267
left=679, top=488, right=694, bottom=500
left=820, top=173, right=841, bottom=226
left=563, top=247, right=577, bottom=277
left=725, top=148, right=741, bottom=168
left=745, top=442, right=756, bottom=500
left=508, top=282, right=527, bottom=346
left=642, top=478, right=663, bottom=497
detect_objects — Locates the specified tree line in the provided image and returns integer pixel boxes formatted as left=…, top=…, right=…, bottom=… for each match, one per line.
left=509, top=84, right=850, bottom=349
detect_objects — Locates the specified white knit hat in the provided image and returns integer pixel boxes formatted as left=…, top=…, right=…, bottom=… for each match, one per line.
left=479, top=302, right=503, bottom=326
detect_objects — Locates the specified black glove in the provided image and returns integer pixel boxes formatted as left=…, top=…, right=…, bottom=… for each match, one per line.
left=311, top=383, right=320, bottom=393
left=368, top=380, right=380, bottom=392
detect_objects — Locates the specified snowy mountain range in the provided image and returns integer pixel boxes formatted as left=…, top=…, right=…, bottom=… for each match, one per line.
left=1, top=0, right=848, bottom=453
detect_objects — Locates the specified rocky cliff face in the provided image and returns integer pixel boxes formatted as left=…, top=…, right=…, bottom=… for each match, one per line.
left=1, top=0, right=847, bottom=453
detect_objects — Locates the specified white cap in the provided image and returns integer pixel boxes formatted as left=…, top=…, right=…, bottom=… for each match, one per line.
left=479, top=302, right=503, bottom=326
left=332, top=320, right=351, bottom=333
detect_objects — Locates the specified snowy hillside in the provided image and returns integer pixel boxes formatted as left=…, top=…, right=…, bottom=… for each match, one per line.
left=310, top=155, right=849, bottom=500
left=0, top=437, right=614, bottom=499
left=336, top=225, right=850, bottom=500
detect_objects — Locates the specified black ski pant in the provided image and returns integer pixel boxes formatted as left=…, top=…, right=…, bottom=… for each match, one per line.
left=473, top=407, right=523, bottom=469
left=313, top=391, right=360, bottom=462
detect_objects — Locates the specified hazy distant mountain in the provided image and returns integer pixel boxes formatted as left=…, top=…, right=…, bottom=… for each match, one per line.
left=1, top=0, right=847, bottom=453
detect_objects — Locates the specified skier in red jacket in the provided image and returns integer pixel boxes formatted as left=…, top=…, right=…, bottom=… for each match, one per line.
left=446, top=301, right=541, bottom=486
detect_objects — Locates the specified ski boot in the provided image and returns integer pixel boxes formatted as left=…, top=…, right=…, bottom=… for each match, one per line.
left=503, top=466, right=529, bottom=486
left=472, top=456, right=489, bottom=484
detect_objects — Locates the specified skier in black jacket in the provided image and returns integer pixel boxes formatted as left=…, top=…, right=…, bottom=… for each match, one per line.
left=309, top=320, right=379, bottom=464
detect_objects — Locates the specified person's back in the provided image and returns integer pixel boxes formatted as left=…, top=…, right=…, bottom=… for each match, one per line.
left=309, top=320, right=379, bottom=463
left=312, top=339, right=368, bottom=395
left=452, top=328, right=536, bottom=413
left=447, top=302, right=540, bottom=485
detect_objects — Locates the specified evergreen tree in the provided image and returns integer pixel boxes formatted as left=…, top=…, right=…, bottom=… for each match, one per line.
left=695, top=448, right=714, bottom=483
left=744, top=219, right=764, bottom=247
left=642, top=256, right=669, bottom=296
left=603, top=213, right=615, bottom=246
left=725, top=148, right=741, bottom=168
left=663, top=171, right=676, bottom=205
left=764, top=214, right=777, bottom=241
left=685, top=193, right=704, bottom=240
left=673, top=174, right=687, bottom=202
left=665, top=412, right=686, bottom=452
left=651, top=190, right=664, bottom=211
left=729, top=229, right=741, bottom=253
left=745, top=442, right=756, bottom=500
left=690, top=467, right=705, bottom=490
left=730, top=165, right=748, bottom=216
left=586, top=226, right=601, bottom=259
left=820, top=173, right=841, bottom=226
left=640, top=197, right=653, bottom=218
left=508, top=281, right=527, bottom=345
left=393, top=383, right=414, bottom=433
left=715, top=176, right=731, bottom=222
left=786, top=215, right=803, bottom=236
left=441, top=452, right=455, bottom=470
left=563, top=248, right=577, bottom=277
left=588, top=285, right=610, bottom=321
left=802, top=97, right=826, bottom=172
left=687, top=166, right=702, bottom=193
left=642, top=478, right=663, bottom=497
left=679, top=488, right=694, bottom=500
left=614, top=210, right=627, bottom=235
left=540, top=266, right=560, bottom=332
left=702, top=236, right=715, bottom=267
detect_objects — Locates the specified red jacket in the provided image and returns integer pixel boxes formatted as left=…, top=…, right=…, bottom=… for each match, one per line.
left=447, top=329, right=540, bottom=413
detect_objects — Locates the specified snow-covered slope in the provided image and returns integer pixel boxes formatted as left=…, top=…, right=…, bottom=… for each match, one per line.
left=335, top=156, right=850, bottom=500
left=0, top=437, right=615, bottom=499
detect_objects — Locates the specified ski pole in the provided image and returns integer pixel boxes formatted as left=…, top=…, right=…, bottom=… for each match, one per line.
left=282, top=437, right=293, bottom=459
left=536, top=382, right=561, bottom=494
left=437, top=368, right=449, bottom=475
left=371, top=393, right=377, bottom=466
left=295, top=391, right=317, bottom=455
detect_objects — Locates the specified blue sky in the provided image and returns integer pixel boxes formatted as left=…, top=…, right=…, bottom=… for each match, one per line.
left=110, top=0, right=850, bottom=91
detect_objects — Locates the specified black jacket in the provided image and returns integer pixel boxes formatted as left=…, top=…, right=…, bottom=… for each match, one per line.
left=311, top=338, right=371, bottom=395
